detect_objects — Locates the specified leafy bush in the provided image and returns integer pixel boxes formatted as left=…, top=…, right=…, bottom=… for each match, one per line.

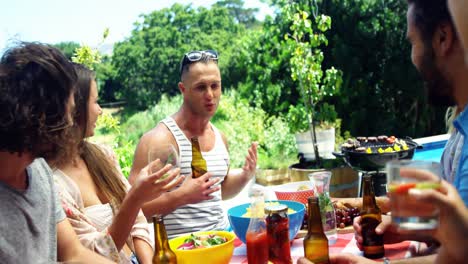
left=212, top=90, right=297, bottom=168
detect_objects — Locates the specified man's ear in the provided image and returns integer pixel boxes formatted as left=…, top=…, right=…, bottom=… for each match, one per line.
left=178, top=82, right=185, bottom=93
left=433, top=22, right=456, bottom=57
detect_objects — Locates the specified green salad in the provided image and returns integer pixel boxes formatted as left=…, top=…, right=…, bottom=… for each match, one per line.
left=177, top=233, right=228, bottom=250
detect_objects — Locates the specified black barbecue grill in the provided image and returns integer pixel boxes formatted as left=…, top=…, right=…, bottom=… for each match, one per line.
left=333, top=137, right=422, bottom=196
left=333, top=137, right=421, bottom=171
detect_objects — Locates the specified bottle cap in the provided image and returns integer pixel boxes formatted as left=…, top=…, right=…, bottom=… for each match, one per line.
left=308, top=196, right=319, bottom=203
left=264, top=204, right=288, bottom=214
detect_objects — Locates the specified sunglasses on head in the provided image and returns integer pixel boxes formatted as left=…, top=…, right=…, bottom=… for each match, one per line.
left=180, top=50, right=219, bottom=75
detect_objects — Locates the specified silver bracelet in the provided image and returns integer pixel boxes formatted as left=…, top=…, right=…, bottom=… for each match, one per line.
left=383, top=257, right=390, bottom=264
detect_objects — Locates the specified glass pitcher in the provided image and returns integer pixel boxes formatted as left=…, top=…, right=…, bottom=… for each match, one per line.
left=309, top=171, right=337, bottom=245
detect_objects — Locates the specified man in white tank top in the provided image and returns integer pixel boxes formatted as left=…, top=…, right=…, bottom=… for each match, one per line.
left=129, top=50, right=258, bottom=238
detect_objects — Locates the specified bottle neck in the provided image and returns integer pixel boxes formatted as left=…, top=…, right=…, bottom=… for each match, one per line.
left=362, top=178, right=379, bottom=210
left=307, top=201, right=325, bottom=234
left=153, top=216, right=170, bottom=249
left=191, top=138, right=202, bottom=153
left=250, top=191, right=265, bottom=218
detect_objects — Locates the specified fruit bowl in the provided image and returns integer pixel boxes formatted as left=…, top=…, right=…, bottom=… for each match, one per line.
left=227, top=200, right=305, bottom=244
left=169, top=231, right=235, bottom=264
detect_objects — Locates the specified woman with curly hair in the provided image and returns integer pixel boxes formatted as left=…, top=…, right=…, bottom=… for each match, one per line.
left=0, top=42, right=112, bottom=263
left=48, top=63, right=183, bottom=264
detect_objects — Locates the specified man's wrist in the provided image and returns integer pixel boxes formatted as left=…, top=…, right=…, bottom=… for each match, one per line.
left=168, top=186, right=188, bottom=207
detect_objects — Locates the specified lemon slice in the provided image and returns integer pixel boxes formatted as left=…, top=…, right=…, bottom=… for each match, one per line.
left=415, top=182, right=441, bottom=190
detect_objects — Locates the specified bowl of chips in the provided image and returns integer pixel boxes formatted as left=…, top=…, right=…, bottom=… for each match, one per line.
left=227, top=200, right=305, bottom=244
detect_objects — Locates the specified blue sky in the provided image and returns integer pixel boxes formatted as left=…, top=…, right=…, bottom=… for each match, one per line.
left=0, top=0, right=273, bottom=53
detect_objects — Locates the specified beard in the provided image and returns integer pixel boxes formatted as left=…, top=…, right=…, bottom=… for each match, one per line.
left=419, top=47, right=456, bottom=107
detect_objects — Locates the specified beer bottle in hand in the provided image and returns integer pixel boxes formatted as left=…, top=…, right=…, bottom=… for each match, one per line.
left=360, top=175, right=385, bottom=259
left=153, top=215, right=177, bottom=264
left=303, top=197, right=330, bottom=264
left=191, top=137, right=207, bottom=178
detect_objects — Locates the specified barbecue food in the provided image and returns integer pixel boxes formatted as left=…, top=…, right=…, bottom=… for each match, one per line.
left=341, top=136, right=409, bottom=154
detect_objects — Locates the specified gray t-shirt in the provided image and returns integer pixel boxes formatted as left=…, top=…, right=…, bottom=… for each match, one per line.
left=0, top=158, right=66, bottom=263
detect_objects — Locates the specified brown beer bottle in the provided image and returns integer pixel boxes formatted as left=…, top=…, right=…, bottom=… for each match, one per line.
left=303, top=197, right=330, bottom=264
left=191, top=137, right=207, bottom=178
left=153, top=215, right=177, bottom=264
left=360, top=175, right=385, bottom=259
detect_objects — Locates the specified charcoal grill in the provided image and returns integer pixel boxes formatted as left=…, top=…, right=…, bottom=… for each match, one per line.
left=333, top=137, right=422, bottom=196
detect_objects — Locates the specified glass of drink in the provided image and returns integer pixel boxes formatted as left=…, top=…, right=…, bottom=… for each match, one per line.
left=386, top=160, right=442, bottom=231
left=308, top=171, right=337, bottom=245
left=148, top=144, right=180, bottom=183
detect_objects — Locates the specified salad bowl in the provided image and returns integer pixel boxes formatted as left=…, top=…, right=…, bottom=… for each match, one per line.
left=168, top=230, right=235, bottom=264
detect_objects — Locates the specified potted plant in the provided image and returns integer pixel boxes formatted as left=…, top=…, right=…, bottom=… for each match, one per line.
left=284, top=2, right=342, bottom=167
left=288, top=102, right=338, bottom=162
left=255, top=117, right=298, bottom=186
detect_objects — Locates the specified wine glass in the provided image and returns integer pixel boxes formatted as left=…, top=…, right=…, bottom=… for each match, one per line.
left=148, top=143, right=180, bottom=221
left=148, top=143, right=180, bottom=182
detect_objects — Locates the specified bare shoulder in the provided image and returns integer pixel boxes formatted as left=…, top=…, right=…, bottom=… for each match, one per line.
left=138, top=122, right=174, bottom=147
left=218, top=130, right=229, bottom=149
left=130, top=123, right=175, bottom=182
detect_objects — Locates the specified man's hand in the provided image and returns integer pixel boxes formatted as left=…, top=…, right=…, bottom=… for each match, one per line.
left=241, top=142, right=258, bottom=179
left=353, top=214, right=398, bottom=250
left=220, top=141, right=258, bottom=200
left=177, top=172, right=221, bottom=204
left=406, top=179, right=468, bottom=262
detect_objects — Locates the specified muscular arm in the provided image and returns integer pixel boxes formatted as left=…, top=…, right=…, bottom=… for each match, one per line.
left=221, top=134, right=257, bottom=200
left=222, top=168, right=252, bottom=200
left=57, top=219, right=113, bottom=263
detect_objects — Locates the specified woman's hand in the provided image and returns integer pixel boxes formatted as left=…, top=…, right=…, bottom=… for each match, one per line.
left=130, top=159, right=184, bottom=206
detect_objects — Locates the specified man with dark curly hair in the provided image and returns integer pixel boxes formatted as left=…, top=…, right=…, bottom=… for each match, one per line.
left=0, top=42, right=112, bottom=263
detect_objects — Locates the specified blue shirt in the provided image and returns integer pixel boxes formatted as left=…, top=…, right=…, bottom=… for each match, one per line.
left=453, top=106, right=468, bottom=206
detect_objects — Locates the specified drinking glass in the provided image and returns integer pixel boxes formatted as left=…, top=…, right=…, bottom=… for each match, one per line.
left=148, top=143, right=180, bottom=223
left=308, top=171, right=337, bottom=245
left=148, top=144, right=180, bottom=183
left=386, top=160, right=442, bottom=231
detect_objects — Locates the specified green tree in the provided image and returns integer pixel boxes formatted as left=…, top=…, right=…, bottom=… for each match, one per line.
left=238, top=0, right=446, bottom=137
left=317, top=0, right=446, bottom=137
left=214, top=0, right=260, bottom=28
left=53, top=41, right=80, bottom=60
left=112, top=3, right=246, bottom=112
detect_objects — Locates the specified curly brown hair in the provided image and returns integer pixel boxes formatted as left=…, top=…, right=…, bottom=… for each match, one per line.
left=0, top=42, right=77, bottom=160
